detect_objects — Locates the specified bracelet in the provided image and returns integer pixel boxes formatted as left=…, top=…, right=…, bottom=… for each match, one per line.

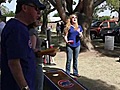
left=21, top=85, right=29, bottom=90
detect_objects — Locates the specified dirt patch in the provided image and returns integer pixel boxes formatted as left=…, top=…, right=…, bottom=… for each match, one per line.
left=43, top=35, right=120, bottom=90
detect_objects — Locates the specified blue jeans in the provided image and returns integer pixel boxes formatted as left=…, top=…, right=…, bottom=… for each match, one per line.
left=66, top=45, right=80, bottom=75
left=35, top=64, right=44, bottom=90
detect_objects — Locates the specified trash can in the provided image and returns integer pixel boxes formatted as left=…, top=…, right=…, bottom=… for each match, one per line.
left=104, top=36, right=114, bottom=50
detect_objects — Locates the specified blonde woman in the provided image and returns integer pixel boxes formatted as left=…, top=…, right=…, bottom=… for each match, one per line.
left=64, top=14, right=83, bottom=77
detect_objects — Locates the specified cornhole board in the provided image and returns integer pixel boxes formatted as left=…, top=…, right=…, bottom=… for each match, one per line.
left=43, top=69, right=87, bottom=90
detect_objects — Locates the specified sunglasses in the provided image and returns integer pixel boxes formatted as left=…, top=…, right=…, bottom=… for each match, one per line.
left=72, top=16, right=77, bottom=19
left=26, top=4, right=39, bottom=11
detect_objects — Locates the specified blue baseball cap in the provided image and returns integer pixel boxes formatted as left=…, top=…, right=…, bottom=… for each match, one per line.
left=17, top=0, right=46, bottom=10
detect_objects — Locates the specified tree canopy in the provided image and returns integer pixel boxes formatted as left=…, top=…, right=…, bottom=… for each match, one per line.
left=47, top=0, right=107, bottom=50
left=106, top=0, right=119, bottom=12
left=1, top=0, right=119, bottom=50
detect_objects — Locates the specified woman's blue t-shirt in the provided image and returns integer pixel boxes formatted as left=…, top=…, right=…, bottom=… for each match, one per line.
left=67, top=25, right=83, bottom=47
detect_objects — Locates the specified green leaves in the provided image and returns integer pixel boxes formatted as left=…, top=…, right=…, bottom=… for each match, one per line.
left=106, top=0, right=119, bottom=12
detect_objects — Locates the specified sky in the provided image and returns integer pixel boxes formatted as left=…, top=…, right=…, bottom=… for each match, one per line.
left=1, top=0, right=118, bottom=17
left=98, top=1, right=118, bottom=17
left=1, top=0, right=16, bottom=12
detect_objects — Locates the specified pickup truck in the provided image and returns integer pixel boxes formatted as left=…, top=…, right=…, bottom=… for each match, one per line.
left=90, top=20, right=118, bottom=39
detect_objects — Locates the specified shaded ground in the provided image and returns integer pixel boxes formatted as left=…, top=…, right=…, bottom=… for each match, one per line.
left=0, top=32, right=120, bottom=90
left=43, top=32, right=120, bottom=90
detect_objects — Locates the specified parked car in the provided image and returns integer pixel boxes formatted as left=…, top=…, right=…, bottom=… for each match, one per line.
left=99, top=28, right=114, bottom=40
left=90, top=20, right=118, bottom=39
left=100, top=25, right=120, bottom=42
left=114, top=26, right=120, bottom=43
left=90, top=21, right=102, bottom=39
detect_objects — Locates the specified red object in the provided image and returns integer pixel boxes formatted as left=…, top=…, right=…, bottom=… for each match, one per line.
left=50, top=45, right=53, bottom=48
left=68, top=40, right=74, bottom=44
left=43, top=56, right=47, bottom=64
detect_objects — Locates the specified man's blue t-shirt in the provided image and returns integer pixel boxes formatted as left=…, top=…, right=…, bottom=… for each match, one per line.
left=1, top=18, right=36, bottom=90
left=67, top=25, right=83, bottom=47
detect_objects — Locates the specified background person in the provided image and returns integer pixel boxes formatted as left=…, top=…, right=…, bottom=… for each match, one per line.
left=64, top=14, right=83, bottom=77
left=0, top=16, right=5, bottom=67
left=0, top=16, right=5, bottom=43
left=28, top=20, right=44, bottom=90
left=56, top=22, right=61, bottom=36
left=56, top=22, right=61, bottom=43
left=1, top=0, right=46, bottom=90
left=28, top=20, right=57, bottom=90
left=60, top=21, right=64, bottom=35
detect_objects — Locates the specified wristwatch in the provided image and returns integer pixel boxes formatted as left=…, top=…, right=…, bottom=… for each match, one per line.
left=21, top=85, right=29, bottom=90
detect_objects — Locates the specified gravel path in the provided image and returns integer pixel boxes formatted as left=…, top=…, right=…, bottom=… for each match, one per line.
left=43, top=49, right=120, bottom=90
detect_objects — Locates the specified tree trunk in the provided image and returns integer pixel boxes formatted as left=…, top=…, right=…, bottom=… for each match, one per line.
left=78, top=13, right=94, bottom=51
left=47, top=0, right=105, bottom=51
left=41, top=12, right=48, bottom=34
left=76, top=0, right=94, bottom=51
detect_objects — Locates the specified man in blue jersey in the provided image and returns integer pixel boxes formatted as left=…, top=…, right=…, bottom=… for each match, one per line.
left=1, top=0, right=45, bottom=90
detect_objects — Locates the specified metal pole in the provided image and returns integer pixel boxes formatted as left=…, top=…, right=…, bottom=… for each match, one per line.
left=47, top=28, right=51, bottom=64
